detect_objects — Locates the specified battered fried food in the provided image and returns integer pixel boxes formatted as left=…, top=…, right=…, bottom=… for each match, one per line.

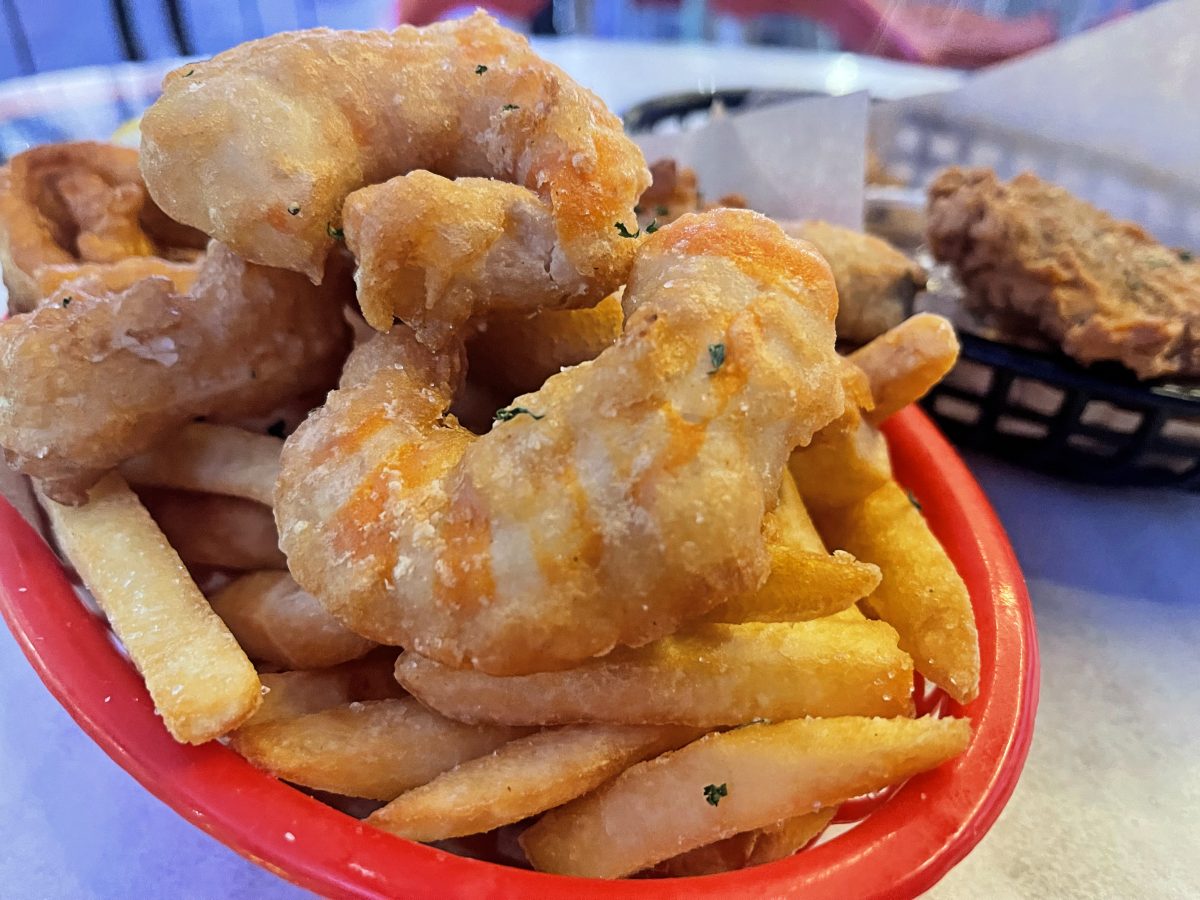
left=0, top=244, right=351, bottom=503
left=780, top=220, right=928, bottom=345
left=927, top=167, right=1200, bottom=379
left=275, top=209, right=846, bottom=675
left=139, top=12, right=650, bottom=325
left=467, top=291, right=624, bottom=396
left=0, top=142, right=205, bottom=312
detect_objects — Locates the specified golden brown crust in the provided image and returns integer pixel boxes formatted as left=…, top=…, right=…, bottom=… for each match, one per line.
left=276, top=209, right=846, bottom=675
left=140, top=12, right=650, bottom=306
left=0, top=142, right=205, bottom=312
left=927, top=166, right=1200, bottom=379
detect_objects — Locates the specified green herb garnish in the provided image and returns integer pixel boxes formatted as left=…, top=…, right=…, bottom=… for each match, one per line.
left=907, top=490, right=923, bottom=512
left=183, top=69, right=194, bottom=77
left=644, top=219, right=660, bottom=234
left=494, top=406, right=544, bottom=422
left=703, top=783, right=728, bottom=807
left=707, top=343, right=726, bottom=375
left=1180, top=249, right=1194, bottom=262
left=501, top=103, right=519, bottom=111
left=327, top=223, right=344, bottom=240
left=475, top=64, right=488, bottom=75
left=615, top=222, right=639, bottom=239
left=287, top=202, right=301, bottom=216
left=61, top=296, right=72, bottom=307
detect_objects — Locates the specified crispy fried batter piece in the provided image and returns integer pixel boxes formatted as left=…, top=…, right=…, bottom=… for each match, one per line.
left=781, top=220, right=927, bottom=345
left=275, top=210, right=846, bottom=675
left=140, top=11, right=650, bottom=325
left=0, top=142, right=205, bottom=312
left=927, top=167, right=1200, bottom=379
left=0, top=244, right=351, bottom=503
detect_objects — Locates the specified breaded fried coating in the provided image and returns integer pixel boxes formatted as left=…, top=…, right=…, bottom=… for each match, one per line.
left=0, top=244, right=351, bottom=503
left=0, top=142, right=205, bottom=312
left=781, top=220, right=927, bottom=345
left=927, top=167, right=1200, bottom=379
left=140, top=12, right=650, bottom=325
left=275, top=210, right=845, bottom=675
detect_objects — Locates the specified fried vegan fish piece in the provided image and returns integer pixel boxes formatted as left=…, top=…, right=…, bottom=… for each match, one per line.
left=0, top=244, right=351, bottom=503
left=927, top=167, right=1200, bottom=379
left=275, top=210, right=846, bottom=675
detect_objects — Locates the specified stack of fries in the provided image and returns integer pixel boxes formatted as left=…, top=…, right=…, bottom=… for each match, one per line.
left=32, top=312, right=980, bottom=879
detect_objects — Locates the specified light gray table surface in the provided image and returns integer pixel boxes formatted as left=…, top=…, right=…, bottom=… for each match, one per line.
left=1, top=38, right=1196, bottom=899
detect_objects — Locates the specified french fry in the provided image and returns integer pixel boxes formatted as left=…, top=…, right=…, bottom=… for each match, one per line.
left=520, top=715, right=971, bottom=878
left=397, top=621, right=913, bottom=727
left=763, top=469, right=825, bottom=553
left=38, top=472, right=260, bottom=743
left=367, top=724, right=702, bottom=842
left=700, top=545, right=880, bottom=624
left=247, top=651, right=405, bottom=727
left=653, top=807, right=836, bottom=877
left=209, top=570, right=376, bottom=670
left=789, top=412, right=892, bottom=511
left=121, top=422, right=282, bottom=506
left=229, top=697, right=530, bottom=800
left=850, top=313, right=959, bottom=424
left=813, top=480, right=980, bottom=703
left=136, top=487, right=286, bottom=570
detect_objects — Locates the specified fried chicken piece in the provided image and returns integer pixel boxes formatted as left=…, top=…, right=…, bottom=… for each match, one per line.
left=275, top=209, right=846, bottom=676
left=780, top=220, right=928, bottom=345
left=927, top=167, right=1200, bottom=379
left=0, top=142, right=206, bottom=312
left=637, top=159, right=747, bottom=231
left=0, top=244, right=351, bottom=503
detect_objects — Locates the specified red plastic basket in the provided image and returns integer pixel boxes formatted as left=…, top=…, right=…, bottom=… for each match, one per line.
left=0, top=405, right=1037, bottom=898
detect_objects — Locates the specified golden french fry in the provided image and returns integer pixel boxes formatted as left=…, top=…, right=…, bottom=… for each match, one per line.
left=653, top=807, right=836, bottom=877
left=850, top=313, right=959, bottom=424
left=136, top=487, right=286, bottom=570
left=520, top=715, right=970, bottom=878
left=699, top=545, right=880, bottom=624
left=813, top=480, right=980, bottom=703
left=229, top=697, right=530, bottom=800
left=368, top=724, right=702, bottom=842
left=247, top=652, right=405, bottom=727
left=763, top=469, right=825, bottom=553
left=397, top=621, right=913, bottom=727
left=824, top=604, right=868, bottom=623
left=121, top=422, right=281, bottom=506
left=209, top=570, right=376, bottom=670
left=789, top=412, right=892, bottom=511
left=38, top=473, right=260, bottom=743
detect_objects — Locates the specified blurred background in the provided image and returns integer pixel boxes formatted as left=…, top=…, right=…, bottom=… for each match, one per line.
left=0, top=0, right=1168, bottom=81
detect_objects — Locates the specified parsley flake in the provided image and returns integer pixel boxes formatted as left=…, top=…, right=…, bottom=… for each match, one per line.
left=907, top=490, right=923, bottom=512
left=287, top=202, right=301, bottom=216
left=475, top=64, right=488, bottom=75
left=266, top=420, right=288, bottom=439
left=707, top=343, right=726, bottom=375
left=327, top=223, right=344, bottom=240
left=61, top=296, right=72, bottom=307
left=703, top=783, right=728, bottom=807
left=615, top=221, right=639, bottom=239
left=502, top=103, right=520, bottom=111
left=644, top=219, right=660, bottom=234
left=183, top=68, right=195, bottom=77
left=1180, top=249, right=1194, bottom=262
left=494, top=406, right=544, bottom=422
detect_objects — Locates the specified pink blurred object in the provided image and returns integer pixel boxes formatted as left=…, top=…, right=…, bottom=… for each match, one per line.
left=710, top=0, right=1057, bottom=68
left=397, top=0, right=544, bottom=27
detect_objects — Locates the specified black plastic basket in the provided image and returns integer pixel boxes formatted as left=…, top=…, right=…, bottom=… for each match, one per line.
left=622, top=89, right=1200, bottom=491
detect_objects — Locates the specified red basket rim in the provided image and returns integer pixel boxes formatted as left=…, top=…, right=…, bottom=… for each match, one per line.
left=0, top=405, right=1038, bottom=899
